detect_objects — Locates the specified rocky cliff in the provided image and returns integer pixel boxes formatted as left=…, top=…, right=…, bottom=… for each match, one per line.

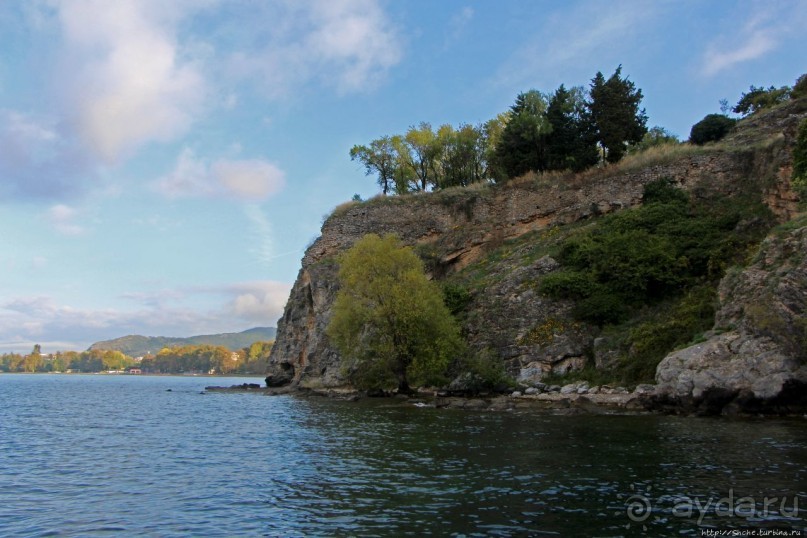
left=267, top=99, right=807, bottom=407
left=651, top=218, right=807, bottom=414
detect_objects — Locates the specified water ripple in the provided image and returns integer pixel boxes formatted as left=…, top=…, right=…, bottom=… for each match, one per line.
left=1, top=375, right=806, bottom=536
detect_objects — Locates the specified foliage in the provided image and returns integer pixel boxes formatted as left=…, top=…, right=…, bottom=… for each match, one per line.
left=353, top=66, right=655, bottom=190
left=689, top=114, right=736, bottom=145
left=493, top=90, right=553, bottom=178
left=733, top=85, right=791, bottom=116
left=451, top=348, right=515, bottom=392
left=350, top=136, right=398, bottom=195
left=442, top=282, right=472, bottom=316
left=628, top=126, right=680, bottom=154
left=544, top=85, right=599, bottom=171
left=327, top=234, right=463, bottom=392
left=1, top=348, right=134, bottom=373
left=588, top=65, right=648, bottom=163
left=539, top=178, right=773, bottom=327
left=792, top=118, right=807, bottom=201
left=792, top=74, right=807, bottom=100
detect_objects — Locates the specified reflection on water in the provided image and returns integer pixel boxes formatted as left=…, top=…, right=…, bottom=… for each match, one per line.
left=0, top=374, right=805, bottom=536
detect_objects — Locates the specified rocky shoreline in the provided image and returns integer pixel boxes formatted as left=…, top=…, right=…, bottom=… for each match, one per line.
left=204, top=378, right=807, bottom=416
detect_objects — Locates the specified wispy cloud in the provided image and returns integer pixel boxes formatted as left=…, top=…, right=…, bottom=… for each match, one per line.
left=244, top=204, right=276, bottom=266
left=699, top=6, right=804, bottom=76
left=227, top=0, right=402, bottom=97
left=0, top=109, right=89, bottom=201
left=445, top=6, right=474, bottom=47
left=155, top=148, right=286, bottom=201
left=493, top=0, right=662, bottom=90
left=47, top=204, right=85, bottom=235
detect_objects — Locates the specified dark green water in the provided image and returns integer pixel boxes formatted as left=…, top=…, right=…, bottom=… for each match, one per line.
left=0, top=374, right=805, bottom=536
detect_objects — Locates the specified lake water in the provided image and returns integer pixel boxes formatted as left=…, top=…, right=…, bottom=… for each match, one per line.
left=0, top=374, right=805, bottom=537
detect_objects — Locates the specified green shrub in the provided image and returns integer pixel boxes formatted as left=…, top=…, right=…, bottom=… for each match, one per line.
left=792, top=74, right=807, bottom=100
left=539, top=180, right=772, bottom=328
left=442, top=283, right=472, bottom=315
left=689, top=114, right=736, bottom=145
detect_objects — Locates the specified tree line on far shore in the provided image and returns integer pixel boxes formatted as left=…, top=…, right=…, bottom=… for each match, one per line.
left=0, top=341, right=274, bottom=375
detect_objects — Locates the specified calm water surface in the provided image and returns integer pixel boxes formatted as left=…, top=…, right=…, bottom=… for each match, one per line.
left=0, top=374, right=805, bottom=537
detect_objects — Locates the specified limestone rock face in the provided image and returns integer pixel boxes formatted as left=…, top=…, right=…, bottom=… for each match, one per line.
left=267, top=101, right=807, bottom=392
left=653, top=223, right=807, bottom=414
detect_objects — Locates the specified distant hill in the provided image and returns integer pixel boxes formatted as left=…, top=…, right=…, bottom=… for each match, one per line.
left=89, top=327, right=277, bottom=357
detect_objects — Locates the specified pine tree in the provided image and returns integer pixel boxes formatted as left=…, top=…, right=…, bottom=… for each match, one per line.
left=493, top=90, right=553, bottom=179
left=588, top=66, right=648, bottom=163
left=545, top=85, right=598, bottom=172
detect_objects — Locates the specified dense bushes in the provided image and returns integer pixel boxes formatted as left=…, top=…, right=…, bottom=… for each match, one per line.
left=540, top=178, right=771, bottom=326
left=689, top=114, right=736, bottom=145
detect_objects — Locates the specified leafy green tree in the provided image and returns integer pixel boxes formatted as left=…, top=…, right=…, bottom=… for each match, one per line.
left=482, top=112, right=510, bottom=181
left=437, top=123, right=486, bottom=188
left=350, top=136, right=398, bottom=195
left=327, top=234, right=463, bottom=392
left=545, top=84, right=598, bottom=171
left=689, top=114, right=736, bottom=145
left=588, top=66, right=648, bottom=163
left=493, top=90, right=553, bottom=179
left=405, top=122, right=442, bottom=191
left=733, top=85, right=791, bottom=116
left=390, top=134, right=415, bottom=194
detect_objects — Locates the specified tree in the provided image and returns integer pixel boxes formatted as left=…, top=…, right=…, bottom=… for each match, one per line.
left=404, top=122, right=442, bottom=191
left=628, top=126, right=680, bottom=154
left=482, top=112, right=510, bottom=181
left=436, top=123, right=486, bottom=188
left=493, top=90, right=553, bottom=179
left=327, top=234, right=463, bottom=392
left=689, top=114, right=736, bottom=145
left=544, top=85, right=598, bottom=171
left=350, top=136, right=398, bottom=195
left=588, top=66, right=648, bottom=163
left=733, top=85, right=790, bottom=116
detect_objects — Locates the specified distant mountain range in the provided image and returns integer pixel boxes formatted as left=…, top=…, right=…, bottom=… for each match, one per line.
left=88, top=327, right=277, bottom=357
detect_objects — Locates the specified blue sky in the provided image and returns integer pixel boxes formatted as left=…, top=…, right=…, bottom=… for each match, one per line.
left=1, top=0, right=805, bottom=353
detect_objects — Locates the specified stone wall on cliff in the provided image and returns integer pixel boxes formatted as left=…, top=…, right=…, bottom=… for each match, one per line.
left=267, top=100, right=807, bottom=390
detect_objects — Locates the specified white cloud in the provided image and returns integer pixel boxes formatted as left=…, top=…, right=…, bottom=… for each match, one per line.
left=226, top=281, right=291, bottom=326
left=0, top=281, right=291, bottom=351
left=56, top=0, right=207, bottom=163
left=700, top=10, right=784, bottom=76
left=156, top=148, right=286, bottom=200
left=228, top=0, right=402, bottom=97
left=214, top=160, right=285, bottom=199
left=47, top=204, right=85, bottom=235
